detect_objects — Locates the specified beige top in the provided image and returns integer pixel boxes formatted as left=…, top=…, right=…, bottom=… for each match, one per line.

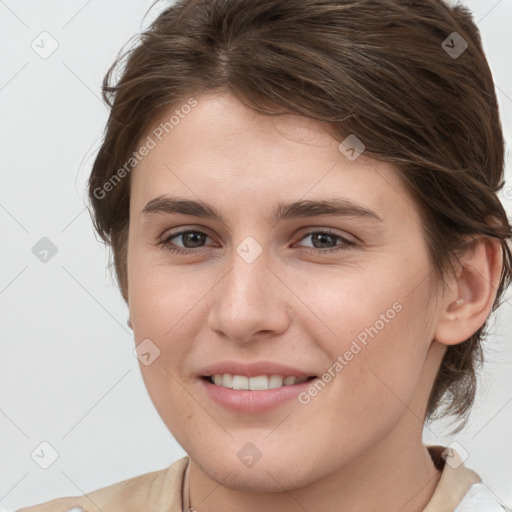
left=15, top=445, right=485, bottom=512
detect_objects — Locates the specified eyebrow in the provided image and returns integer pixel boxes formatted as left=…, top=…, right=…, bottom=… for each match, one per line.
left=141, top=195, right=383, bottom=223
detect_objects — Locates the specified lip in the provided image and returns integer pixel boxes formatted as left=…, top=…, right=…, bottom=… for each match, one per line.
left=200, top=376, right=318, bottom=414
left=197, top=360, right=315, bottom=379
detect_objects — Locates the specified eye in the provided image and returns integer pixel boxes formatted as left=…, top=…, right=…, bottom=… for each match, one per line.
left=294, top=230, right=356, bottom=254
left=157, top=229, right=214, bottom=254
left=155, top=228, right=356, bottom=255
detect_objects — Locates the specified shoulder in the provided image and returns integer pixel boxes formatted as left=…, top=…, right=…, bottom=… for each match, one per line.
left=14, top=456, right=189, bottom=512
left=455, top=483, right=512, bottom=512
left=425, top=445, right=511, bottom=512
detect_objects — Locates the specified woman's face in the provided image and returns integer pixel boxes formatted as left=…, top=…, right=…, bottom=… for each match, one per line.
left=127, top=92, right=445, bottom=490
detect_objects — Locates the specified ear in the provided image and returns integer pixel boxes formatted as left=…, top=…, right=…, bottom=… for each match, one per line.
left=434, top=236, right=503, bottom=346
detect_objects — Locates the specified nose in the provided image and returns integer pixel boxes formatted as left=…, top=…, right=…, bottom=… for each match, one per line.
left=207, top=247, right=291, bottom=344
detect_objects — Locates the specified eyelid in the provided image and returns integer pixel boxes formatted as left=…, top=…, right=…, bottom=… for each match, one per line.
left=159, top=224, right=214, bottom=241
left=157, top=226, right=216, bottom=248
left=158, top=226, right=354, bottom=244
left=295, top=227, right=358, bottom=245
left=157, top=226, right=358, bottom=256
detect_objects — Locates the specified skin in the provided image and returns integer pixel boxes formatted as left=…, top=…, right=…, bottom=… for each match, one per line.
left=126, top=91, right=502, bottom=512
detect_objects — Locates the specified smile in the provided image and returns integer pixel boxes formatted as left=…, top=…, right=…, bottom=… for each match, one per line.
left=207, top=374, right=316, bottom=390
left=200, top=374, right=319, bottom=414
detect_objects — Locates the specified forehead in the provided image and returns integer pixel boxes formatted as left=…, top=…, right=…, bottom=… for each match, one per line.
left=129, top=92, right=418, bottom=226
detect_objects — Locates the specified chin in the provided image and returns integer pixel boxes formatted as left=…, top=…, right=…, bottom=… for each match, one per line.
left=192, top=443, right=325, bottom=493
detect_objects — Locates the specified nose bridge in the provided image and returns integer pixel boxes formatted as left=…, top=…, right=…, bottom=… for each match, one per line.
left=208, top=242, right=289, bottom=342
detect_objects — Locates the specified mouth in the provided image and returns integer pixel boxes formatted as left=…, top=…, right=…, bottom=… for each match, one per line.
left=199, top=373, right=319, bottom=414
left=202, top=374, right=318, bottom=390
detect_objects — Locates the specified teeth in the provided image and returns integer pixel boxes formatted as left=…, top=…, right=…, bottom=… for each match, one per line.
left=268, top=375, right=284, bottom=389
left=210, top=374, right=310, bottom=390
left=232, top=375, right=249, bottom=390
left=223, top=374, right=233, bottom=388
left=249, top=375, right=268, bottom=390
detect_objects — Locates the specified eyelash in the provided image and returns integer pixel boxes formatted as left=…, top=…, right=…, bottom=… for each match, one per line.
left=156, top=229, right=356, bottom=255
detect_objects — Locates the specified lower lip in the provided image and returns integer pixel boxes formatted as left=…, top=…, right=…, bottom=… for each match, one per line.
left=199, top=377, right=318, bottom=414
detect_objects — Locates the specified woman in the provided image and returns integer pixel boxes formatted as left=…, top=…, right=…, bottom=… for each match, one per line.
left=17, top=0, right=512, bottom=510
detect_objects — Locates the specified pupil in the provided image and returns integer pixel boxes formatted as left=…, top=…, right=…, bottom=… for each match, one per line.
left=313, top=233, right=335, bottom=248
left=184, top=232, right=205, bottom=248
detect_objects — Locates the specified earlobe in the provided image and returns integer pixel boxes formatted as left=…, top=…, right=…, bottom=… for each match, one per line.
left=434, top=237, right=503, bottom=346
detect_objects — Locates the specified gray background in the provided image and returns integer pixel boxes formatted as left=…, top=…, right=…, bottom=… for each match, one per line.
left=0, top=0, right=511, bottom=509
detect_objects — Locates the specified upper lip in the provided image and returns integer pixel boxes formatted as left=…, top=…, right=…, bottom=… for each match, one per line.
left=198, top=360, right=317, bottom=378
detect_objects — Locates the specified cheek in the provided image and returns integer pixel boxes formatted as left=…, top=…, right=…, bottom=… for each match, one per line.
left=306, top=259, right=435, bottom=413
left=128, top=258, right=226, bottom=415
left=129, top=254, right=208, bottom=336
left=127, top=255, right=195, bottom=375
left=297, top=306, right=433, bottom=453
left=128, top=262, right=204, bottom=436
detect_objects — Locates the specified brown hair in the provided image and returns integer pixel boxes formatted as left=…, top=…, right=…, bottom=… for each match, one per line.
left=88, top=0, right=512, bottom=432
